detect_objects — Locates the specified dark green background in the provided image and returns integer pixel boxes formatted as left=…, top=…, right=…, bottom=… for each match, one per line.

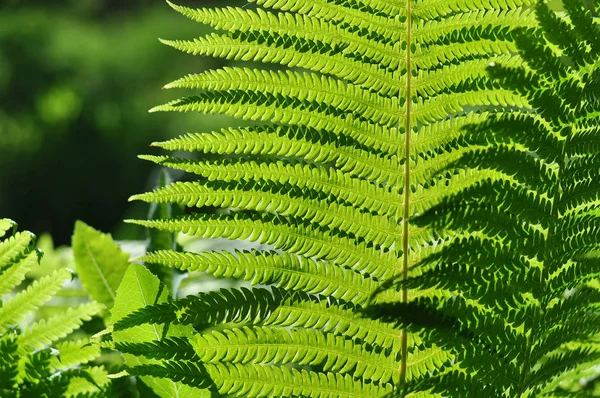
left=0, top=0, right=247, bottom=243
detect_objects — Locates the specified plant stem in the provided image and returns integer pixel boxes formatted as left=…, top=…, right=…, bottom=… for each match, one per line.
left=399, top=0, right=413, bottom=391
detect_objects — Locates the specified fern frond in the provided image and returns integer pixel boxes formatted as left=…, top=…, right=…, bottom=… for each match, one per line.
left=135, top=156, right=401, bottom=217
left=126, top=0, right=544, bottom=394
left=63, top=366, right=110, bottom=398
left=0, top=221, right=108, bottom=396
left=137, top=250, right=387, bottom=305
left=116, top=336, right=198, bottom=362
left=165, top=68, right=399, bottom=125
left=0, top=219, right=16, bottom=238
left=150, top=126, right=400, bottom=185
left=203, top=362, right=393, bottom=397
left=413, top=0, right=535, bottom=18
left=0, top=250, right=37, bottom=297
left=192, top=325, right=398, bottom=383
left=129, top=361, right=213, bottom=389
left=51, top=339, right=102, bottom=370
left=0, top=231, right=35, bottom=271
left=157, top=34, right=400, bottom=97
left=131, top=182, right=399, bottom=249
left=18, top=302, right=103, bottom=354
left=400, top=1, right=600, bottom=396
left=0, top=334, right=19, bottom=392
left=128, top=212, right=398, bottom=279
left=115, top=287, right=405, bottom=352
left=0, top=269, right=72, bottom=333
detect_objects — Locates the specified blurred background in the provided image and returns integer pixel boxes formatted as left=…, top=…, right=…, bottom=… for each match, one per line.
left=0, top=0, right=566, bottom=245
left=0, top=0, right=245, bottom=245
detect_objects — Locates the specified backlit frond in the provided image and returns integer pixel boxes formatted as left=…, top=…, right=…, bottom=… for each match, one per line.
left=0, top=220, right=107, bottom=396
left=120, top=0, right=546, bottom=394
left=392, top=1, right=600, bottom=396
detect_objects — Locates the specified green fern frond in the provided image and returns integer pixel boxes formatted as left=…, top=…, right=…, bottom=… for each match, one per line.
left=129, top=212, right=397, bottom=280
left=115, top=286, right=407, bottom=352
left=0, top=220, right=108, bottom=396
left=0, top=230, right=36, bottom=271
left=0, top=250, right=38, bottom=297
left=63, top=366, right=110, bottom=397
left=202, top=361, right=394, bottom=397
left=390, top=1, right=600, bottom=396
left=17, top=302, right=104, bottom=354
left=192, top=325, right=398, bottom=383
left=0, top=268, right=72, bottom=333
left=128, top=361, right=212, bottom=390
left=115, top=336, right=199, bottom=362
left=0, top=219, right=15, bottom=238
left=149, top=125, right=400, bottom=185
left=122, top=0, right=547, bottom=394
left=52, top=339, right=102, bottom=370
left=132, top=182, right=399, bottom=249
left=0, top=334, right=19, bottom=392
left=139, top=250, right=389, bottom=304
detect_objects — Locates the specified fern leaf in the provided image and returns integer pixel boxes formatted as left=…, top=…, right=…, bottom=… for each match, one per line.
left=192, top=326, right=398, bottom=383
left=132, top=181, right=399, bottom=248
left=51, top=339, right=102, bottom=370
left=111, top=263, right=213, bottom=397
left=395, top=1, right=600, bottom=395
left=149, top=126, right=400, bottom=184
left=0, top=334, right=19, bottom=392
left=0, top=250, right=37, bottom=297
left=128, top=361, right=213, bottom=390
left=204, top=362, right=393, bottom=397
left=0, top=222, right=109, bottom=396
left=115, top=336, right=198, bottom=362
left=137, top=249, right=387, bottom=305
left=129, top=212, right=397, bottom=279
left=0, top=231, right=35, bottom=271
left=114, top=287, right=406, bottom=352
left=17, top=302, right=103, bottom=354
left=63, top=366, right=110, bottom=398
left=124, top=0, right=545, bottom=394
left=0, top=219, right=15, bottom=238
left=0, top=269, right=72, bottom=333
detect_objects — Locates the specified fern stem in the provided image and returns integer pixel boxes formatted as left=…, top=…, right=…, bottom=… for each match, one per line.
left=399, top=0, right=413, bottom=392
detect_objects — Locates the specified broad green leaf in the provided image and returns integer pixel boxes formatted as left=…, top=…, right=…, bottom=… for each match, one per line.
left=111, top=263, right=212, bottom=398
left=72, top=221, right=129, bottom=310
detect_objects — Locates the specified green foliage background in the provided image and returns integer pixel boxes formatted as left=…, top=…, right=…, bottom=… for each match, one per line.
left=0, top=0, right=244, bottom=244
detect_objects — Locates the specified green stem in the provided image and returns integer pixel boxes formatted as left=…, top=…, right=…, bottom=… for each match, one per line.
left=399, top=0, right=413, bottom=391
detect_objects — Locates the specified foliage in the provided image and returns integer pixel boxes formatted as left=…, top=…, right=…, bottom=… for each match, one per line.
left=111, top=263, right=213, bottom=397
left=73, top=221, right=129, bottom=311
left=0, top=2, right=223, bottom=244
left=371, top=1, right=600, bottom=396
left=2, top=0, right=598, bottom=397
left=108, top=0, right=560, bottom=396
left=0, top=219, right=110, bottom=397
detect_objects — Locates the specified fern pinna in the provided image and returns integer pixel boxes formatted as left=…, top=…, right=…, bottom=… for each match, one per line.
left=113, top=0, right=536, bottom=396
left=0, top=219, right=109, bottom=397
left=370, top=1, right=600, bottom=396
